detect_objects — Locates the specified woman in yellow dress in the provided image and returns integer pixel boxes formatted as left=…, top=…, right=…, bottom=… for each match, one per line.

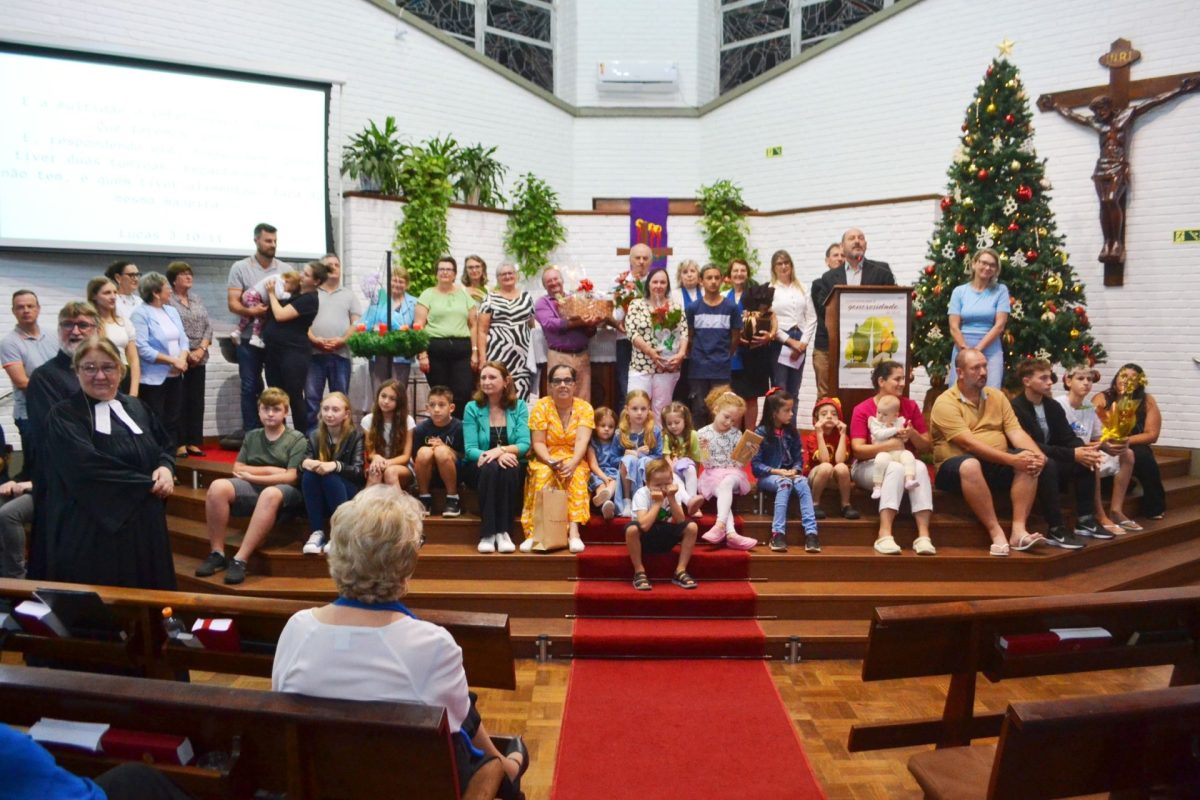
left=519, top=364, right=594, bottom=553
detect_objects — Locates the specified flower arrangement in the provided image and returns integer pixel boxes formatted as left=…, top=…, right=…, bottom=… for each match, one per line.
left=650, top=304, right=683, bottom=353
left=1097, top=371, right=1147, bottom=444
left=611, top=270, right=642, bottom=311
left=347, top=322, right=430, bottom=359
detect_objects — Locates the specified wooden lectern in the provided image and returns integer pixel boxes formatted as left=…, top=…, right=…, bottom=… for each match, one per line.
left=824, top=285, right=914, bottom=413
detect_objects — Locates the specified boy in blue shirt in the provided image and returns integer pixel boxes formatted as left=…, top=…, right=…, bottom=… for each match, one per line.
left=413, top=386, right=466, bottom=517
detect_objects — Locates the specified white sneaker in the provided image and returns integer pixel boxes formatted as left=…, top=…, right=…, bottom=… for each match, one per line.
left=249, top=334, right=265, bottom=349
left=601, top=500, right=616, bottom=520
left=477, top=536, right=496, bottom=554
left=569, top=537, right=586, bottom=553
left=870, top=486, right=882, bottom=500
left=303, top=531, right=325, bottom=555
left=519, top=537, right=535, bottom=553
left=620, top=500, right=632, bottom=518
left=496, top=532, right=516, bottom=553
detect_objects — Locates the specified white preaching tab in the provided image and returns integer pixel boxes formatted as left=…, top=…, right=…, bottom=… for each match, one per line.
left=94, top=399, right=143, bottom=435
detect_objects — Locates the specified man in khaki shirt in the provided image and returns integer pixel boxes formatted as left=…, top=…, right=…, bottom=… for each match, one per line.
left=929, top=348, right=1048, bottom=556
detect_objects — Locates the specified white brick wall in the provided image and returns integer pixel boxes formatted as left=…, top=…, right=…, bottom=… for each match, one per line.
left=2, top=0, right=1198, bottom=446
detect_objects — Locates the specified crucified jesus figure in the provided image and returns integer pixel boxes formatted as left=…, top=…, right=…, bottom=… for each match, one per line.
left=1038, top=76, right=1198, bottom=265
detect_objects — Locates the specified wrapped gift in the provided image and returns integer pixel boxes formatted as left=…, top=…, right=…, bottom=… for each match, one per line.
left=741, top=284, right=776, bottom=341
left=191, top=618, right=241, bottom=652
left=559, top=293, right=613, bottom=322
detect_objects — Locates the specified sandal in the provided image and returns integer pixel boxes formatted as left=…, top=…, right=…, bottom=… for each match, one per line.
left=672, top=570, right=698, bottom=590
left=990, top=542, right=1010, bottom=557
left=632, top=571, right=652, bottom=591
left=1010, top=532, right=1045, bottom=551
left=1110, top=512, right=1143, bottom=531
left=186, top=447, right=207, bottom=457
left=1101, top=522, right=1126, bottom=536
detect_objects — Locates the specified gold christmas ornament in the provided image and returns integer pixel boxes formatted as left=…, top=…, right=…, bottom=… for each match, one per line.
left=962, top=197, right=974, bottom=207
left=1005, top=79, right=1019, bottom=88
left=987, top=223, right=1002, bottom=238
left=1010, top=160, right=1021, bottom=171
left=1041, top=310, right=1056, bottom=323
left=1045, top=274, right=1064, bottom=294
left=1070, top=328, right=1080, bottom=339
left=1038, top=227, right=1048, bottom=236
left=1060, top=252, right=1069, bottom=264
left=986, top=102, right=997, bottom=113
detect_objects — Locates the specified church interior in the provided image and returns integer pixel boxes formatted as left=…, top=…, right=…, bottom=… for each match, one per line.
left=1, top=0, right=1199, bottom=797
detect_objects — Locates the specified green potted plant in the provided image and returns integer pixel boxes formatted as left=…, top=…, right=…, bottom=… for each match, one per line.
left=393, top=142, right=455, bottom=293
left=697, top=178, right=758, bottom=274
left=504, top=173, right=566, bottom=279
left=455, top=144, right=508, bottom=207
left=341, top=116, right=407, bottom=195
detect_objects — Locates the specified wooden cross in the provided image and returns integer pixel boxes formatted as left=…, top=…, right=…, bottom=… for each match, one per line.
left=616, top=247, right=673, bottom=257
left=1037, top=39, right=1200, bottom=286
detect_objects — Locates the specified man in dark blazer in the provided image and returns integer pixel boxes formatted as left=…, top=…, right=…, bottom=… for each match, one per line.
left=810, top=228, right=896, bottom=396
left=1010, top=357, right=1110, bottom=551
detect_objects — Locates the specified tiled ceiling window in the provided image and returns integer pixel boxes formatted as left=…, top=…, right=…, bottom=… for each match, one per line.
left=720, top=0, right=889, bottom=94
left=397, top=0, right=554, bottom=93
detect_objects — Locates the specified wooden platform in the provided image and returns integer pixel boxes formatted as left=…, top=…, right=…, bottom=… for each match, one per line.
left=169, top=449, right=1200, bottom=660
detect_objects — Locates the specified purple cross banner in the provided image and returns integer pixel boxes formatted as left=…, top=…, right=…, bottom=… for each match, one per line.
left=629, top=197, right=669, bottom=270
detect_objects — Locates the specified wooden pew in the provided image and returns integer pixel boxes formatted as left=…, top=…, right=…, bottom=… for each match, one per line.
left=0, top=577, right=516, bottom=690
left=0, top=664, right=515, bottom=800
left=847, top=585, right=1200, bottom=752
left=907, top=684, right=1200, bottom=800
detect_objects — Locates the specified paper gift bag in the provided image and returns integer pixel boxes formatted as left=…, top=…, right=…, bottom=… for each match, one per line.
left=532, top=480, right=570, bottom=552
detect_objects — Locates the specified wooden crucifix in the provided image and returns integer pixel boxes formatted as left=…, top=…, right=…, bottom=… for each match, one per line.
left=1037, top=39, right=1200, bottom=286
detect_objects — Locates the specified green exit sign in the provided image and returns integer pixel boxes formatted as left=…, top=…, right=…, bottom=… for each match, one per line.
left=1174, top=229, right=1200, bottom=243
left=766, top=145, right=783, bottom=158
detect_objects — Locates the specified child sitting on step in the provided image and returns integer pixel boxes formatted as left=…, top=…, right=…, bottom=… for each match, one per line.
left=696, top=386, right=759, bottom=550
left=625, top=458, right=699, bottom=591
left=363, top=379, right=416, bottom=490
left=661, top=401, right=702, bottom=498
left=617, top=390, right=662, bottom=518
left=300, top=392, right=365, bottom=555
left=413, top=386, right=465, bottom=517
left=587, top=406, right=622, bottom=520
left=867, top=394, right=919, bottom=500
left=752, top=388, right=820, bottom=554
left=802, top=397, right=859, bottom=521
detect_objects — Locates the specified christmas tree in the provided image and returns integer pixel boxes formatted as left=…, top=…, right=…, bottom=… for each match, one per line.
left=912, top=42, right=1106, bottom=387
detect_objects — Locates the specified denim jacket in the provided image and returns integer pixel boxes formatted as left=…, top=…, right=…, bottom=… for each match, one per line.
left=750, top=425, right=804, bottom=478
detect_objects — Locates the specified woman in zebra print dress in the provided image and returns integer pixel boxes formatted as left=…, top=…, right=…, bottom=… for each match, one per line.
left=476, top=263, right=536, bottom=400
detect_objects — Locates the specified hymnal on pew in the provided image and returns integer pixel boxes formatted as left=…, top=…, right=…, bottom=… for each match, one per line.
left=13, top=600, right=68, bottom=637
left=998, top=627, right=1113, bottom=655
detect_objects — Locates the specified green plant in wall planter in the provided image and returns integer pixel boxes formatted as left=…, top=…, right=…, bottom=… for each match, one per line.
left=393, top=142, right=454, bottom=293
left=455, top=144, right=508, bottom=208
left=341, top=116, right=407, bottom=195
left=505, top=173, right=566, bottom=279
left=697, top=179, right=758, bottom=275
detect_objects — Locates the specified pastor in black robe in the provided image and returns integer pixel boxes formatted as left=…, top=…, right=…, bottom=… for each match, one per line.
left=23, top=350, right=80, bottom=580
left=41, top=391, right=177, bottom=590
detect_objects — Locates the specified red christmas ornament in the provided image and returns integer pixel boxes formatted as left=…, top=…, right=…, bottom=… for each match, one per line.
left=961, top=123, right=969, bottom=132
left=1005, top=113, right=1015, bottom=125
left=933, top=284, right=943, bottom=296
left=911, top=291, right=918, bottom=300
left=1074, top=306, right=1086, bottom=315
left=1016, top=185, right=1034, bottom=202
left=940, top=196, right=954, bottom=212
left=1082, top=344, right=1091, bottom=354
left=1026, top=249, right=1039, bottom=262
left=1046, top=302, right=1057, bottom=314
left=986, top=66, right=994, bottom=77
left=956, top=244, right=969, bottom=255
left=977, top=167, right=989, bottom=180
left=924, top=265, right=935, bottom=275
left=1007, top=221, right=1020, bottom=232
left=916, top=310, right=925, bottom=319
left=954, top=223, right=966, bottom=234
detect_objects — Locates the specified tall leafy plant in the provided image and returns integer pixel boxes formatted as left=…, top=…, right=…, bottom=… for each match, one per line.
left=455, top=144, right=507, bottom=207
left=341, top=116, right=407, bottom=195
left=393, top=143, right=454, bottom=293
left=504, top=173, right=566, bottom=279
left=697, top=179, right=758, bottom=274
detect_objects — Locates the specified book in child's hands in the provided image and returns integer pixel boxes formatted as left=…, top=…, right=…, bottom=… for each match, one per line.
left=731, top=429, right=763, bottom=466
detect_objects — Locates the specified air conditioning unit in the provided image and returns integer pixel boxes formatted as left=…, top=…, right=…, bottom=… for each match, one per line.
left=597, top=60, right=679, bottom=92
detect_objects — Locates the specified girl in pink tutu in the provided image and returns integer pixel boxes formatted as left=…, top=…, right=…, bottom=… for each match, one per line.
left=696, top=386, right=759, bottom=550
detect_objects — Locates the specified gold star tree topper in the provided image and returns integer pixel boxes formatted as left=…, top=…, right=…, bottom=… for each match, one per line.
left=997, top=38, right=1015, bottom=56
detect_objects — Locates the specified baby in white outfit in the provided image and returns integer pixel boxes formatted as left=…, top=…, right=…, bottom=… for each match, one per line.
left=867, top=394, right=918, bottom=499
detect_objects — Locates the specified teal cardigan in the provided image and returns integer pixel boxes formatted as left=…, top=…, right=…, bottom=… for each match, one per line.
left=463, top=398, right=531, bottom=461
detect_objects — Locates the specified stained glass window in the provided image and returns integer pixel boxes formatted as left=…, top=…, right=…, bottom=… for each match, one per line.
left=396, top=0, right=554, bottom=92
left=720, top=0, right=889, bottom=94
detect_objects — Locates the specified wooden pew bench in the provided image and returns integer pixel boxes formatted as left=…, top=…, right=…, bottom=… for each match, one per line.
left=0, top=664, right=519, bottom=800
left=847, top=585, right=1200, bottom=752
left=907, top=684, right=1200, bottom=800
left=0, top=578, right=515, bottom=689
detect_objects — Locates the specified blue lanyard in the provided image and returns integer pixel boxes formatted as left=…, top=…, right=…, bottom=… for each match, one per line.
left=332, top=596, right=417, bottom=617
left=330, top=596, right=482, bottom=758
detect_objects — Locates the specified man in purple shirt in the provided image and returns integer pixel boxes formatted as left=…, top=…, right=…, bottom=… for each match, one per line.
left=535, top=267, right=602, bottom=401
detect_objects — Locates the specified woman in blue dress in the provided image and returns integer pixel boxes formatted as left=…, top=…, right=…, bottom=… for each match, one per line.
left=948, top=248, right=1010, bottom=388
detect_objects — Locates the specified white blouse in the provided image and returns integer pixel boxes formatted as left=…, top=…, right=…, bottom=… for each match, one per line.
left=771, top=282, right=818, bottom=347
left=272, top=608, right=471, bottom=731
left=102, top=318, right=136, bottom=363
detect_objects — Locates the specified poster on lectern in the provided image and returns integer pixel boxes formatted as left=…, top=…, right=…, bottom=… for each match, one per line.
left=837, top=289, right=909, bottom=389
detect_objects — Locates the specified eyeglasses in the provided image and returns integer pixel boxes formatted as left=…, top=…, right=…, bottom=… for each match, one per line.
left=123, top=271, right=140, bottom=278
left=79, top=363, right=119, bottom=376
left=549, top=377, right=575, bottom=386
left=60, top=321, right=97, bottom=331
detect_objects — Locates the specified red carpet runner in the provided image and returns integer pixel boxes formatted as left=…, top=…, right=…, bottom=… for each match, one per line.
left=554, top=526, right=826, bottom=799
